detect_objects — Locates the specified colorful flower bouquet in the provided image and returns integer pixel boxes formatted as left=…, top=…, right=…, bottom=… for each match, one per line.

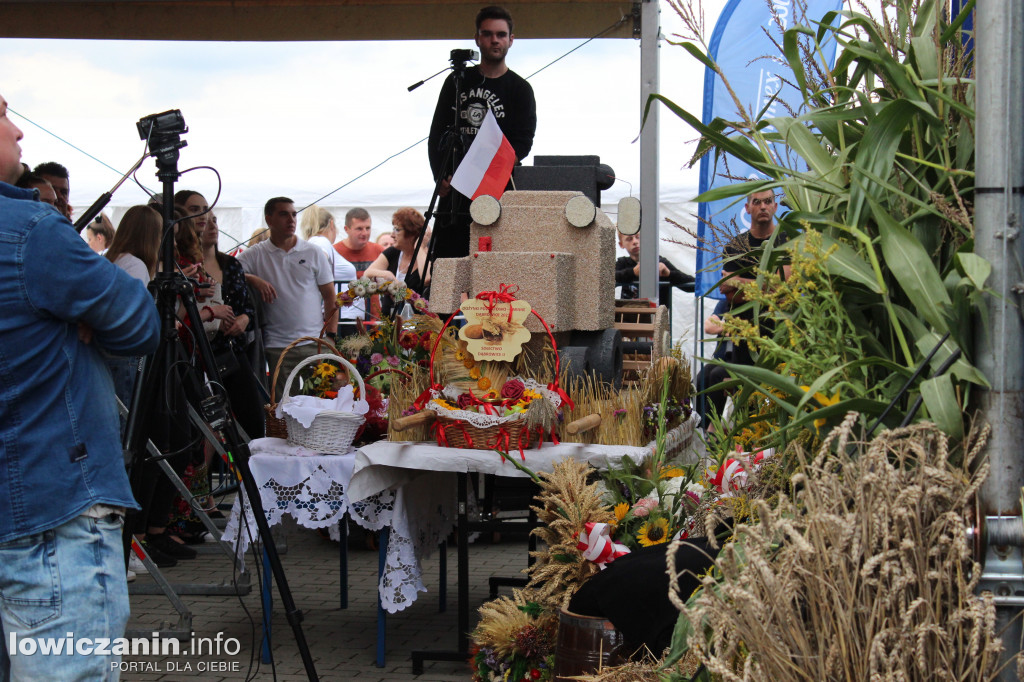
left=470, top=594, right=555, bottom=682
left=336, top=277, right=429, bottom=314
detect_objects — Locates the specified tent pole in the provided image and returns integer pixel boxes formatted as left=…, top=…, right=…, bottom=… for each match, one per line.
left=638, top=0, right=660, bottom=302
left=974, top=0, right=1024, bottom=676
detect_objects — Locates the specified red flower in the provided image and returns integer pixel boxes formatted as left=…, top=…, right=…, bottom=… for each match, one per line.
left=398, top=332, right=419, bottom=350
left=456, top=393, right=475, bottom=410
left=500, top=379, right=526, bottom=402
left=420, top=332, right=434, bottom=350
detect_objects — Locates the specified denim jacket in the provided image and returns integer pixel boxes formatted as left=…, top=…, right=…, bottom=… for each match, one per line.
left=0, top=183, right=160, bottom=542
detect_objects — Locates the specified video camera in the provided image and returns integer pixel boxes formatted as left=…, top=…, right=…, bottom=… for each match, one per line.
left=449, top=48, right=479, bottom=66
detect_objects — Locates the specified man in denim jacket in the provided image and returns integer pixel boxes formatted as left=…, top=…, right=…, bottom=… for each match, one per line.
left=0, top=93, right=160, bottom=680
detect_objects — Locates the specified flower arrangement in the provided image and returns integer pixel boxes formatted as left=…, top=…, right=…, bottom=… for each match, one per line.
left=303, top=360, right=345, bottom=399
left=641, top=395, right=691, bottom=442
left=430, top=379, right=544, bottom=418
left=336, top=277, right=429, bottom=314
left=470, top=592, right=556, bottom=682
left=336, top=313, right=439, bottom=392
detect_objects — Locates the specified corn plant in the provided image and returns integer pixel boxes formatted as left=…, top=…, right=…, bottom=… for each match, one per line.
left=657, top=0, right=983, bottom=446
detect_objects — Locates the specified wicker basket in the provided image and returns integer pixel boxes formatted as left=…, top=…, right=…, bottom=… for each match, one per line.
left=264, top=336, right=340, bottom=439
left=421, top=294, right=563, bottom=451
left=434, top=414, right=537, bottom=451
left=279, top=353, right=366, bottom=454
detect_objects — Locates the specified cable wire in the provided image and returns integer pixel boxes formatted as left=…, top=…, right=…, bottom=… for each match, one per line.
left=301, top=16, right=630, bottom=209
left=13, top=19, right=634, bottom=220
left=9, top=106, right=149, bottom=180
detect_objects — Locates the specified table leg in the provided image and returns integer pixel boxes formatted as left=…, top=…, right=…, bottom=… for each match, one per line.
left=376, top=526, right=389, bottom=668
left=438, top=540, right=447, bottom=613
left=411, top=472, right=470, bottom=674
left=260, top=547, right=272, bottom=664
left=339, top=515, right=348, bottom=610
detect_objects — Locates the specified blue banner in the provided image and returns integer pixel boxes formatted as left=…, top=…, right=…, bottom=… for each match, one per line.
left=695, top=0, right=844, bottom=298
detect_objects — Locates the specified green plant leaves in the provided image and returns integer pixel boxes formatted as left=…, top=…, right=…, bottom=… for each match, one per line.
left=785, top=232, right=881, bottom=293
left=872, top=198, right=953, bottom=333
left=921, top=374, right=964, bottom=439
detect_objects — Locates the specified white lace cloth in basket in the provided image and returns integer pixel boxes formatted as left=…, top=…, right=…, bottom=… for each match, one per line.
left=223, top=438, right=455, bottom=613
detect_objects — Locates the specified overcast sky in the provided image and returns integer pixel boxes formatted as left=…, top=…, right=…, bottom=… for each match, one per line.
left=1, top=0, right=728, bottom=217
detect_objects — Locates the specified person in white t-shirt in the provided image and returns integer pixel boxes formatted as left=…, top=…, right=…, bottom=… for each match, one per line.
left=239, top=197, right=339, bottom=400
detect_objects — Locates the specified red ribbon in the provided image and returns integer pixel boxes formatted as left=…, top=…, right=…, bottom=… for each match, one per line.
left=431, top=420, right=449, bottom=447
left=433, top=420, right=474, bottom=449
left=487, top=427, right=511, bottom=456
left=547, top=382, right=575, bottom=411
left=475, top=283, right=519, bottom=322
left=413, top=386, right=439, bottom=411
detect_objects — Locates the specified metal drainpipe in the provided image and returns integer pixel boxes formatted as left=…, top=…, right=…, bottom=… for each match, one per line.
left=974, top=0, right=1024, bottom=676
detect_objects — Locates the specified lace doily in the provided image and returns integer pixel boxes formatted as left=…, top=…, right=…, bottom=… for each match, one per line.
left=424, top=377, right=561, bottom=428
left=222, top=449, right=442, bottom=614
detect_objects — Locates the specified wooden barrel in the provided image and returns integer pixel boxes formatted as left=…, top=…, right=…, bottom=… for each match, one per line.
left=553, top=607, right=627, bottom=679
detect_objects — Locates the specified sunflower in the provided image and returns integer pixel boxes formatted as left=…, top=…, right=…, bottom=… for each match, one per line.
left=469, top=367, right=481, bottom=379
left=659, top=466, right=685, bottom=479
left=613, top=502, right=629, bottom=523
left=455, top=350, right=467, bottom=361
left=800, top=385, right=841, bottom=429
left=312, top=362, right=338, bottom=380
left=636, top=517, right=670, bottom=547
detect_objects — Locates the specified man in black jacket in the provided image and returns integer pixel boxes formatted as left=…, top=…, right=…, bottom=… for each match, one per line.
left=428, top=5, right=537, bottom=259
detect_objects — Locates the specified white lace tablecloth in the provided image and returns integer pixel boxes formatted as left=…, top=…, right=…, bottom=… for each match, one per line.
left=223, top=437, right=455, bottom=613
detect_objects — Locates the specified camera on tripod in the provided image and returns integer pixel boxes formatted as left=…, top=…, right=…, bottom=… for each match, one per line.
left=137, top=110, right=188, bottom=159
left=449, top=48, right=479, bottom=66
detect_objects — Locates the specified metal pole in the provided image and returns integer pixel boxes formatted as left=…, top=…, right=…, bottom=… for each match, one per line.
left=639, top=0, right=660, bottom=301
left=974, top=0, right=1024, bottom=675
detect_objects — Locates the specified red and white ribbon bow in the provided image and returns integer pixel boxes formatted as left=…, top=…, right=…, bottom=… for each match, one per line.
left=709, top=458, right=748, bottom=495
left=576, top=522, right=630, bottom=569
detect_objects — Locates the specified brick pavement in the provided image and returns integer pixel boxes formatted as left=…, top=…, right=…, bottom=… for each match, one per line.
left=123, top=516, right=530, bottom=681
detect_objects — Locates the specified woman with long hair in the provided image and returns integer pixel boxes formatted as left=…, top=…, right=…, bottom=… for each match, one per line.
left=301, top=205, right=357, bottom=334
left=169, top=194, right=266, bottom=541
left=106, top=205, right=161, bottom=282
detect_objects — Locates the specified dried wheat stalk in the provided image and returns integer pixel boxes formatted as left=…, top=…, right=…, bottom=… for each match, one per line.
left=669, top=414, right=1006, bottom=681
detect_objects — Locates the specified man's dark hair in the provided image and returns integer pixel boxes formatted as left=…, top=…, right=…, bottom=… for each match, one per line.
left=264, top=196, right=294, bottom=216
left=476, top=5, right=513, bottom=33
left=33, top=161, right=69, bottom=179
left=15, top=171, right=47, bottom=190
left=344, top=207, right=370, bottom=226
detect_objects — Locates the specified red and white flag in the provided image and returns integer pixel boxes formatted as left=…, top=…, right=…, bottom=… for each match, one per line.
left=450, top=109, right=517, bottom=200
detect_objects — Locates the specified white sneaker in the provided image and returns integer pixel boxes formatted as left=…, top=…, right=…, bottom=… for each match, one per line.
left=126, top=569, right=137, bottom=583
left=128, top=554, right=148, bottom=574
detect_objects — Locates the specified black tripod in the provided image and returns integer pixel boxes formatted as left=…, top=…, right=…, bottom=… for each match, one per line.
left=121, top=110, right=319, bottom=681
left=409, top=49, right=477, bottom=285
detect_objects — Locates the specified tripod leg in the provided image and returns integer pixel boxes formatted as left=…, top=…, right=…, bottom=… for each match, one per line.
left=261, top=547, right=273, bottom=664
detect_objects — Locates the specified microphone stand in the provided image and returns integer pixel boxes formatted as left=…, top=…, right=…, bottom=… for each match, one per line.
left=72, top=155, right=150, bottom=233
left=407, top=53, right=475, bottom=291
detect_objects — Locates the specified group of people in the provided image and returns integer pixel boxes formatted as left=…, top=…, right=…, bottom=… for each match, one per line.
left=0, top=1, right=775, bottom=677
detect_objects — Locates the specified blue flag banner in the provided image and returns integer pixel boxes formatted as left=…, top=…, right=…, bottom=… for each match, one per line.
left=695, top=0, right=844, bottom=298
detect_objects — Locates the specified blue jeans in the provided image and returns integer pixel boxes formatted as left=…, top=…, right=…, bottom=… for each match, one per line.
left=0, top=514, right=130, bottom=681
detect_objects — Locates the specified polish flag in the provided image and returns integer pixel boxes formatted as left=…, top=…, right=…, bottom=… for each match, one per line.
left=451, top=109, right=517, bottom=199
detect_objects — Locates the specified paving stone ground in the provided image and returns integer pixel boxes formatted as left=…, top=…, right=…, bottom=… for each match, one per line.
left=123, top=515, right=530, bottom=682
